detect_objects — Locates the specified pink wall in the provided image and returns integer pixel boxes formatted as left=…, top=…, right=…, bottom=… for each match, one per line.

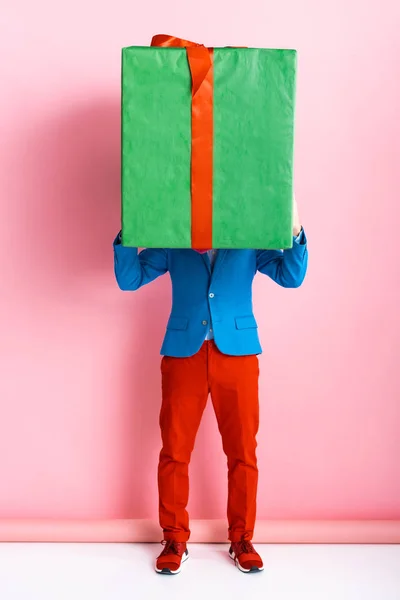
left=0, top=0, right=399, bottom=523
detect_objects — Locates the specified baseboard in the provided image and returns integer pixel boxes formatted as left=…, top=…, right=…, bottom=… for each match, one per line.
left=0, top=519, right=399, bottom=543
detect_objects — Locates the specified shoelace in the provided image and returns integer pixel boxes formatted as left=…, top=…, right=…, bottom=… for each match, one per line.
left=160, top=539, right=181, bottom=556
left=238, top=540, right=255, bottom=555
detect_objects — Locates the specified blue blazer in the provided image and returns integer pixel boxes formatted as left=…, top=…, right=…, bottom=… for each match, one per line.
left=113, top=232, right=308, bottom=357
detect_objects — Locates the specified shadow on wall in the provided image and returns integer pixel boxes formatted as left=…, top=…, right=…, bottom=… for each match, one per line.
left=20, top=98, right=121, bottom=292
left=17, top=98, right=221, bottom=519
left=16, top=98, right=164, bottom=515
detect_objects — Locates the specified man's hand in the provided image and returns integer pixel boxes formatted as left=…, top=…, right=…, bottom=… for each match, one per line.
left=293, top=194, right=302, bottom=237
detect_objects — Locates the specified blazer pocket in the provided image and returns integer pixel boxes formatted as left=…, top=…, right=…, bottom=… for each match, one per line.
left=235, top=315, right=258, bottom=330
left=167, top=316, right=189, bottom=331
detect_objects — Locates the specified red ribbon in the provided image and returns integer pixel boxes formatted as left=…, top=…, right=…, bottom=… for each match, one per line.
left=151, top=35, right=214, bottom=250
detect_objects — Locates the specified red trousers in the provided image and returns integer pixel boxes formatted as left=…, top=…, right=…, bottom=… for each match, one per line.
left=158, top=340, right=259, bottom=542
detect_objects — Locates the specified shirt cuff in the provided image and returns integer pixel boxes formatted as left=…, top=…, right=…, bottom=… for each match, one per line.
left=293, top=227, right=306, bottom=245
left=114, top=231, right=122, bottom=245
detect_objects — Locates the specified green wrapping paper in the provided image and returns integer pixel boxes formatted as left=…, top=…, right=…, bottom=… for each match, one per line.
left=121, top=45, right=297, bottom=249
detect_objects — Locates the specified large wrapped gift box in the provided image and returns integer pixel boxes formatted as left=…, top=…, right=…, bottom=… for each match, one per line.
left=121, top=36, right=297, bottom=249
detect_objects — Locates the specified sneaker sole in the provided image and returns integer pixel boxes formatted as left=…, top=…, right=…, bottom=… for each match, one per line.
left=155, top=549, right=189, bottom=575
left=229, top=549, right=264, bottom=573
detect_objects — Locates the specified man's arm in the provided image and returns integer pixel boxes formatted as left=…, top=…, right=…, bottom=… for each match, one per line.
left=113, top=232, right=168, bottom=291
left=256, top=228, right=308, bottom=288
left=256, top=196, right=308, bottom=288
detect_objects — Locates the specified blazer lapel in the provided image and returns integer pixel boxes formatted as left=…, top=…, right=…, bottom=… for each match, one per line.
left=201, top=252, right=211, bottom=274
left=211, top=250, right=228, bottom=282
left=187, top=249, right=211, bottom=273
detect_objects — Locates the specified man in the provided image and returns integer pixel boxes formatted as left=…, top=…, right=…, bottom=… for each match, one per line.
left=113, top=198, right=308, bottom=574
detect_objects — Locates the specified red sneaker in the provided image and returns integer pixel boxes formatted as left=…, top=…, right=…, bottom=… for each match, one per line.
left=229, top=540, right=264, bottom=573
left=155, top=540, right=189, bottom=575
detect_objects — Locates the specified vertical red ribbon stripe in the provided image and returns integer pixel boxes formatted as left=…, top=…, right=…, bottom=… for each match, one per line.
left=151, top=35, right=213, bottom=250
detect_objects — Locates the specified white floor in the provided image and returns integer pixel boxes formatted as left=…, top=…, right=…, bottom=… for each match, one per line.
left=0, top=542, right=399, bottom=600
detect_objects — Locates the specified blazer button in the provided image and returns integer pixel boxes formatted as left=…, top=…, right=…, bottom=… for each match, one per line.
left=202, top=320, right=208, bottom=326
left=209, top=293, right=215, bottom=298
